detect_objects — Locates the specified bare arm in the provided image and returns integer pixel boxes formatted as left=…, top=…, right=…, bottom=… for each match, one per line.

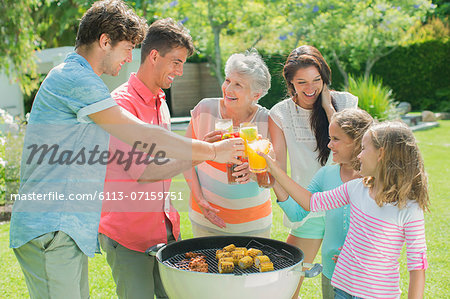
left=408, top=269, right=425, bottom=299
left=259, top=149, right=312, bottom=211
left=138, top=159, right=202, bottom=183
left=268, top=116, right=290, bottom=201
left=88, top=106, right=243, bottom=163
left=321, top=84, right=336, bottom=122
left=182, top=122, right=226, bottom=228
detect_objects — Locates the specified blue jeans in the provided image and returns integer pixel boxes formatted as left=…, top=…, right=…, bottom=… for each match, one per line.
left=334, top=288, right=364, bottom=299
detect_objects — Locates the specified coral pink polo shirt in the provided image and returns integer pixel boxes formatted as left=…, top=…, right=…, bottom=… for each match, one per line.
left=99, top=73, right=180, bottom=252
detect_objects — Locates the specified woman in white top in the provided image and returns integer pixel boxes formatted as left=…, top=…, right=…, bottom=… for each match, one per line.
left=269, top=45, right=357, bottom=298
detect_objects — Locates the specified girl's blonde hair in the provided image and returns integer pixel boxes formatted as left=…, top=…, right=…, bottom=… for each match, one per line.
left=331, top=108, right=374, bottom=171
left=365, top=121, right=429, bottom=211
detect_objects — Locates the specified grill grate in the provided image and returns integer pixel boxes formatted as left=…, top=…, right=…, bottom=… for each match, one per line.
left=163, top=239, right=297, bottom=274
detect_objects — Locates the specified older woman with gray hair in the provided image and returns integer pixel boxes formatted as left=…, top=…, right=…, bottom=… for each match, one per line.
left=183, top=50, right=272, bottom=237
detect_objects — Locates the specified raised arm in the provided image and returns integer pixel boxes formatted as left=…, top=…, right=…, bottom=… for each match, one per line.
left=268, top=116, right=291, bottom=201
left=321, top=84, right=336, bottom=122
left=89, top=105, right=243, bottom=163
left=138, top=159, right=202, bottom=183
left=258, top=150, right=312, bottom=211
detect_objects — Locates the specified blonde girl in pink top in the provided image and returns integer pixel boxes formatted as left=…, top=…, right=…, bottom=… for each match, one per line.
left=261, top=121, right=429, bottom=298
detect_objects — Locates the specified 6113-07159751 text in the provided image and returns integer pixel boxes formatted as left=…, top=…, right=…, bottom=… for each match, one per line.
left=10, top=191, right=184, bottom=201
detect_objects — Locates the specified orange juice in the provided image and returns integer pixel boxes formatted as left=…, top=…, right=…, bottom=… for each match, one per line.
left=239, top=123, right=258, bottom=158
left=247, top=139, right=271, bottom=173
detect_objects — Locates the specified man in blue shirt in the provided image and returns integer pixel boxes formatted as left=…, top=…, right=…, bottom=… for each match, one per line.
left=9, top=1, right=243, bottom=298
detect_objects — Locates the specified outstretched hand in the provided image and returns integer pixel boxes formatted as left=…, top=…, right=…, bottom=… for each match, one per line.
left=256, top=146, right=278, bottom=172
left=213, top=138, right=244, bottom=164
left=203, top=130, right=224, bottom=143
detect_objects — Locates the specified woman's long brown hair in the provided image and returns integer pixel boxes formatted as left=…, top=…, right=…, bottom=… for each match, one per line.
left=283, top=45, right=337, bottom=166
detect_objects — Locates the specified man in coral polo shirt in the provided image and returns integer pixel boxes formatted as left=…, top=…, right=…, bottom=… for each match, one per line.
left=98, top=18, right=195, bottom=299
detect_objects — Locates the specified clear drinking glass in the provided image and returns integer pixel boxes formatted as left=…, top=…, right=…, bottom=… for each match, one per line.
left=215, top=119, right=233, bottom=132
left=239, top=122, right=258, bottom=159
left=247, top=138, right=270, bottom=173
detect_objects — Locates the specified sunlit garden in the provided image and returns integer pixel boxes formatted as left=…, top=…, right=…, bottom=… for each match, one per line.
left=1, top=0, right=449, bottom=298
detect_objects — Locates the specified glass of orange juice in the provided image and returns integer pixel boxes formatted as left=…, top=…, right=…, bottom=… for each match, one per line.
left=247, top=138, right=271, bottom=173
left=239, top=122, right=258, bottom=158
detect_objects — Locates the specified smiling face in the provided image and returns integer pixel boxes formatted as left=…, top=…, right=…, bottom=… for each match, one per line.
left=291, top=66, right=324, bottom=109
left=328, top=120, right=355, bottom=165
left=102, top=40, right=134, bottom=76
left=153, top=46, right=188, bottom=90
left=358, top=132, right=382, bottom=177
left=221, top=72, right=259, bottom=110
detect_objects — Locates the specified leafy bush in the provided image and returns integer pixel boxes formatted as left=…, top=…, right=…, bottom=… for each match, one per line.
left=372, top=40, right=450, bottom=111
left=404, top=17, right=449, bottom=45
left=347, top=75, right=398, bottom=121
left=0, top=109, right=25, bottom=205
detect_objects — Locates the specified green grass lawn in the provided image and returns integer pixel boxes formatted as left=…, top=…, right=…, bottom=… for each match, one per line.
left=1, top=121, right=449, bottom=298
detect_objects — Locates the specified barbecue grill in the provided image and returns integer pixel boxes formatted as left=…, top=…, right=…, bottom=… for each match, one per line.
left=147, top=236, right=322, bottom=299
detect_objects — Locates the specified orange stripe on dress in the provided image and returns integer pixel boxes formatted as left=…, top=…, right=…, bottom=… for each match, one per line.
left=205, top=160, right=227, bottom=172
left=191, top=194, right=271, bottom=224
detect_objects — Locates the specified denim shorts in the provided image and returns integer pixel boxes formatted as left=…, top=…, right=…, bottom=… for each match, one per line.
left=334, top=288, right=364, bottom=299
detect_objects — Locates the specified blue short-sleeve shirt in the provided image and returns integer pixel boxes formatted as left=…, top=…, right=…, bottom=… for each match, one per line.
left=9, top=52, right=117, bottom=257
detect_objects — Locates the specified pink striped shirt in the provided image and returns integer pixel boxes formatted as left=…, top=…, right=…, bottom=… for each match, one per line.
left=311, top=179, right=427, bottom=298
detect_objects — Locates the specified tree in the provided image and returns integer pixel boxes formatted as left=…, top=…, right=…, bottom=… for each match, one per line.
left=273, top=0, right=434, bottom=87
left=154, top=0, right=275, bottom=84
left=0, top=0, right=92, bottom=95
left=0, top=0, right=40, bottom=95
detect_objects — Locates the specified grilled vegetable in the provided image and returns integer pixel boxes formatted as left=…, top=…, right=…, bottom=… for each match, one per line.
left=232, top=251, right=246, bottom=265
left=215, top=249, right=224, bottom=259
left=216, top=251, right=233, bottom=260
left=259, top=262, right=274, bottom=272
left=218, top=261, right=234, bottom=273
left=254, top=255, right=271, bottom=268
left=234, top=247, right=248, bottom=255
left=238, top=256, right=253, bottom=269
left=223, top=244, right=236, bottom=252
left=247, top=248, right=263, bottom=258
left=218, top=257, right=234, bottom=264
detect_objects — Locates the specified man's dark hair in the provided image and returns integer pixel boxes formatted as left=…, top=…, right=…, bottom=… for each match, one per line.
left=140, top=18, right=194, bottom=62
left=75, top=0, right=147, bottom=49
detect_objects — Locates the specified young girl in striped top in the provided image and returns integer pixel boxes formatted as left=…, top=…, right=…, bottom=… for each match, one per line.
left=277, top=108, right=373, bottom=298
left=262, top=121, right=429, bottom=298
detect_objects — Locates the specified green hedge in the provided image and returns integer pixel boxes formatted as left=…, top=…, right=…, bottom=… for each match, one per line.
left=259, top=53, right=288, bottom=109
left=372, top=40, right=450, bottom=112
